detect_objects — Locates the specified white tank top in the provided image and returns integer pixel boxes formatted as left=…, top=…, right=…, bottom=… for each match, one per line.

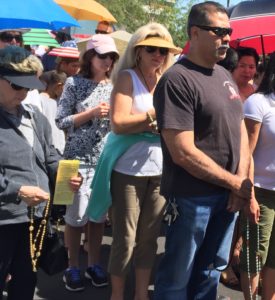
left=113, top=69, right=162, bottom=176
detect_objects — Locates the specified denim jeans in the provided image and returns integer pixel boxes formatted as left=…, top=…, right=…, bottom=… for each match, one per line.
left=154, top=191, right=237, bottom=300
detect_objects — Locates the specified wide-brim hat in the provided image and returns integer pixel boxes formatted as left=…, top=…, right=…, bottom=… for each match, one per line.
left=48, top=47, right=80, bottom=58
left=135, top=37, right=181, bottom=54
left=1, top=69, right=45, bottom=90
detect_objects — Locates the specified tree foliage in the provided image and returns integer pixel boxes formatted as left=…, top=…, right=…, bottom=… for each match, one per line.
left=97, top=0, right=196, bottom=47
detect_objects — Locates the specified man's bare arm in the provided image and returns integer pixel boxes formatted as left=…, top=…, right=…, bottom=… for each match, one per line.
left=161, top=128, right=252, bottom=198
left=227, top=120, right=251, bottom=212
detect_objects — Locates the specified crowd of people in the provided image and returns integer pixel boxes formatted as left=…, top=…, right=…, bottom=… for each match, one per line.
left=0, top=1, right=275, bottom=300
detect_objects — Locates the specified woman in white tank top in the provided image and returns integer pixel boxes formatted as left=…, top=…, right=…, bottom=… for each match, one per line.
left=108, top=23, right=180, bottom=300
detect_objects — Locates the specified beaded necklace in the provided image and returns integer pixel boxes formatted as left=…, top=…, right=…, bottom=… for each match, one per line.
left=29, top=200, right=50, bottom=272
left=246, top=218, right=261, bottom=300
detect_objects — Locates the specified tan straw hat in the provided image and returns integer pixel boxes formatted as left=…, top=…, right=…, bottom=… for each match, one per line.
left=135, top=36, right=181, bottom=54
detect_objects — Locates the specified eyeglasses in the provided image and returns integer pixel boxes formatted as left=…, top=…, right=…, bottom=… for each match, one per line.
left=193, top=25, right=233, bottom=37
left=95, top=30, right=108, bottom=34
left=144, top=46, right=169, bottom=56
left=0, top=33, right=23, bottom=43
left=96, top=52, right=117, bottom=60
left=10, top=82, right=29, bottom=91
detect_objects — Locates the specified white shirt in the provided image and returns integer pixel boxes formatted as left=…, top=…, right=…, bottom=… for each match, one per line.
left=114, top=69, right=162, bottom=176
left=244, top=92, right=275, bottom=190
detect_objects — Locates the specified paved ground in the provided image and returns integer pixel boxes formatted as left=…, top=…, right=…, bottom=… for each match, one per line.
left=25, top=224, right=246, bottom=300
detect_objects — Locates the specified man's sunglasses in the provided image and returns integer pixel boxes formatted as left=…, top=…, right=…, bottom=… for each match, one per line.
left=0, top=33, right=23, bottom=43
left=96, top=52, right=117, bottom=60
left=95, top=30, right=108, bottom=34
left=144, top=46, right=169, bottom=56
left=194, top=25, right=233, bottom=37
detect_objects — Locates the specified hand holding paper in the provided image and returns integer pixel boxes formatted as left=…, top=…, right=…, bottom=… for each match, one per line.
left=53, top=160, right=80, bottom=205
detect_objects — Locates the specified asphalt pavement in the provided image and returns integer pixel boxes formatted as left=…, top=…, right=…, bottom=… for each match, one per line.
left=25, top=225, right=247, bottom=300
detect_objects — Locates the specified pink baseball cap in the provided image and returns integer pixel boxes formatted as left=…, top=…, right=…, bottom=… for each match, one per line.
left=86, top=34, right=119, bottom=55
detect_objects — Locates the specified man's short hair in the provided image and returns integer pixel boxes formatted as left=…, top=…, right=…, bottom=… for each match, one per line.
left=187, top=1, right=228, bottom=38
left=95, top=21, right=113, bottom=34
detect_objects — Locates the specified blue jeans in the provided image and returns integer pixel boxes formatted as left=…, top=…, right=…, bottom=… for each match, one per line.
left=154, top=192, right=237, bottom=300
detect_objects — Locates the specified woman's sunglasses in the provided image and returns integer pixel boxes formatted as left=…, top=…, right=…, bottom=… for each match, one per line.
left=0, top=33, right=23, bottom=43
left=10, top=82, right=29, bottom=91
left=193, top=25, right=233, bottom=37
left=96, top=52, right=117, bottom=60
left=144, top=46, right=169, bottom=56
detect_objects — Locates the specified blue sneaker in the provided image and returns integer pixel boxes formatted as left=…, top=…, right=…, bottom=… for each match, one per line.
left=85, top=264, right=108, bottom=287
left=63, top=267, right=84, bottom=292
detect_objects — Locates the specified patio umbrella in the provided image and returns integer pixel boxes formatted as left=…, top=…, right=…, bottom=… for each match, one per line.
left=54, top=0, right=117, bottom=23
left=23, top=29, right=60, bottom=47
left=0, top=0, right=79, bottom=31
left=110, top=30, right=132, bottom=54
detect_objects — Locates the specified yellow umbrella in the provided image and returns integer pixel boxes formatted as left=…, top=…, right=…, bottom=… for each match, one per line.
left=54, top=0, right=116, bottom=23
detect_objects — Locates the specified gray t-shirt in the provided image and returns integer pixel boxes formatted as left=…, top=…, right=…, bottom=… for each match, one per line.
left=154, top=57, right=243, bottom=197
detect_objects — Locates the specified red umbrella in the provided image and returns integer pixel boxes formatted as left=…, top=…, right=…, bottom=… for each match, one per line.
left=230, top=34, right=275, bottom=55
left=229, top=0, right=275, bottom=60
left=229, top=0, right=275, bottom=40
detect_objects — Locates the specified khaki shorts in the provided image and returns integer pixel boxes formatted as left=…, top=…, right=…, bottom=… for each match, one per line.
left=240, top=187, right=275, bottom=273
left=108, top=171, right=165, bottom=276
left=65, top=165, right=106, bottom=227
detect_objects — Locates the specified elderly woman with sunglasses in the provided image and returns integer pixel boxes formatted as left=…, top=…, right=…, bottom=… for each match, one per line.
left=0, top=46, right=82, bottom=300
left=97, top=23, right=179, bottom=300
left=56, top=34, right=119, bottom=292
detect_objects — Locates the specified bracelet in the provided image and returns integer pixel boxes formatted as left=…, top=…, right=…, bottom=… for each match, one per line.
left=146, top=111, right=154, bottom=123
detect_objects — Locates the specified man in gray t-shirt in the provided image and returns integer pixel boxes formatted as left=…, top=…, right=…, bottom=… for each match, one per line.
left=153, top=2, right=252, bottom=300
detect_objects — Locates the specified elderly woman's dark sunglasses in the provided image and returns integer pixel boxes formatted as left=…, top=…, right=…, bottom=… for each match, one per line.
left=1, top=77, right=29, bottom=91
left=0, top=33, right=23, bottom=43
left=194, top=25, right=233, bottom=37
left=143, top=46, right=169, bottom=56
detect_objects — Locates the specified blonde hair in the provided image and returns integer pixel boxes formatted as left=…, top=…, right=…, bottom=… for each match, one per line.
left=10, top=54, right=43, bottom=75
left=111, top=22, right=175, bottom=84
left=0, top=46, right=44, bottom=75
